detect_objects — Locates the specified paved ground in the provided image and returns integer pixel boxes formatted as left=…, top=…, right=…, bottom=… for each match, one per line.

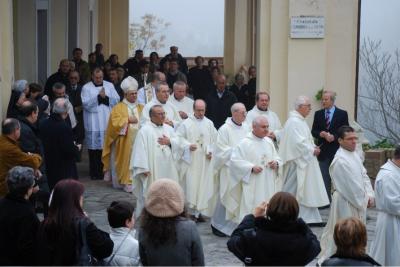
left=78, top=152, right=378, bottom=266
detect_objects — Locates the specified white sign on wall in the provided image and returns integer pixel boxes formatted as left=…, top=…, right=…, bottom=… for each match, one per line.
left=290, top=16, right=325, bottom=39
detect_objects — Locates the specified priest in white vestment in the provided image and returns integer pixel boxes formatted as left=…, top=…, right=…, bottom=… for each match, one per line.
left=279, top=96, right=329, bottom=223
left=82, top=68, right=120, bottom=180
left=140, top=81, right=182, bottom=128
left=318, top=126, right=375, bottom=264
left=370, top=146, right=400, bottom=266
left=245, top=92, right=282, bottom=143
left=199, top=103, right=250, bottom=236
left=229, top=116, right=282, bottom=223
left=130, top=105, right=181, bottom=218
left=175, top=99, right=217, bottom=220
left=137, top=71, right=166, bottom=105
left=168, top=81, right=194, bottom=120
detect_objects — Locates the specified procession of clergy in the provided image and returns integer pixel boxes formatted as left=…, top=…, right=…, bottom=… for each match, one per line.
left=94, top=74, right=398, bottom=266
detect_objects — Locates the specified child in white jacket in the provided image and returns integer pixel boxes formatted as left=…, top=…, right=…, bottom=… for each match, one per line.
left=105, top=201, right=140, bottom=266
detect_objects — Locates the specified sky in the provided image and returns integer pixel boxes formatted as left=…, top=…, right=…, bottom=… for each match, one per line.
left=129, top=0, right=224, bottom=57
left=360, top=0, right=400, bottom=53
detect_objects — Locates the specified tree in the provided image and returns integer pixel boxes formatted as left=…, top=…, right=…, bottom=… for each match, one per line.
left=129, top=14, right=171, bottom=56
left=358, top=38, right=400, bottom=143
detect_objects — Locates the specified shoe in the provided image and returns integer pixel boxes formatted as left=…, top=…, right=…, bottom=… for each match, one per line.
left=211, top=225, right=228, bottom=237
left=197, top=214, right=206, bottom=223
left=307, top=222, right=327, bottom=227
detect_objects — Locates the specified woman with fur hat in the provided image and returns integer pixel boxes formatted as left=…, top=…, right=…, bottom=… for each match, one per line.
left=138, top=178, right=205, bottom=266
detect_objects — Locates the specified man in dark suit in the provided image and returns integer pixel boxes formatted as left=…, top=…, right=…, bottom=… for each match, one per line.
left=205, top=74, right=238, bottom=129
left=40, top=98, right=81, bottom=190
left=312, top=91, right=349, bottom=203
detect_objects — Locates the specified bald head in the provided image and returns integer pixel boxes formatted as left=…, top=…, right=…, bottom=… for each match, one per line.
left=193, top=99, right=206, bottom=120
left=252, top=116, right=269, bottom=138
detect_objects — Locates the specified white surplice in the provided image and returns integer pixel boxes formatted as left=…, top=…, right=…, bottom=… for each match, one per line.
left=370, top=160, right=400, bottom=266
left=81, top=80, right=120, bottom=149
left=139, top=98, right=182, bottom=128
left=168, top=95, right=194, bottom=118
left=175, top=115, right=217, bottom=213
left=318, top=147, right=374, bottom=263
left=245, top=106, right=282, bottom=142
left=198, top=118, right=250, bottom=235
left=228, top=132, right=282, bottom=223
left=129, top=122, right=182, bottom=217
left=279, top=110, right=329, bottom=223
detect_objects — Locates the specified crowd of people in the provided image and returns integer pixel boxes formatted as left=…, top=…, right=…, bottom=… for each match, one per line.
left=0, top=43, right=398, bottom=266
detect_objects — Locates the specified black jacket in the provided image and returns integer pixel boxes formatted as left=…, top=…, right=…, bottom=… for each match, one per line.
left=205, top=88, right=238, bottom=129
left=36, top=217, right=114, bottom=265
left=18, top=116, right=42, bottom=155
left=40, top=113, right=79, bottom=189
left=6, top=90, right=23, bottom=119
left=188, top=66, right=214, bottom=100
left=0, top=194, right=40, bottom=266
left=227, top=215, right=320, bottom=266
left=67, top=84, right=85, bottom=143
left=322, top=254, right=381, bottom=266
left=311, top=107, right=349, bottom=161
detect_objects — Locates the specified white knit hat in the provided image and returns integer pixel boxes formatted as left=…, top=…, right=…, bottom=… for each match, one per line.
left=145, top=178, right=185, bottom=218
left=120, top=76, right=138, bottom=93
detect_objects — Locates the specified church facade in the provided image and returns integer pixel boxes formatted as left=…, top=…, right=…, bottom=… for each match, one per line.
left=0, top=0, right=359, bottom=124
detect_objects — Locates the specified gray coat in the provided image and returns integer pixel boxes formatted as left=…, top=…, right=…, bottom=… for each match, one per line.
left=138, top=218, right=204, bottom=266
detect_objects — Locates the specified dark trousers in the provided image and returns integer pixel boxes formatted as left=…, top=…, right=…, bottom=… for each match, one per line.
left=319, top=158, right=333, bottom=203
left=88, top=149, right=104, bottom=180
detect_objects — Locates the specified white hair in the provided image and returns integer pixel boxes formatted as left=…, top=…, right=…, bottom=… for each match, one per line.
left=322, top=90, right=336, bottom=102
left=13, top=80, right=28, bottom=93
left=252, top=116, right=268, bottom=127
left=230, top=102, right=246, bottom=114
left=294, top=96, right=310, bottom=110
left=52, top=98, right=69, bottom=114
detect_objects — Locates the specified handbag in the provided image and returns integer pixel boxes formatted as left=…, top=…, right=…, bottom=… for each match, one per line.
left=75, top=218, right=103, bottom=266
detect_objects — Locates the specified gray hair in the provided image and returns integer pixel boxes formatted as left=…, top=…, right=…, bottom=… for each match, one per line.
left=7, top=166, right=35, bottom=196
left=294, top=95, right=310, bottom=110
left=173, top=80, right=186, bottom=90
left=231, top=102, right=246, bottom=114
left=154, top=81, right=169, bottom=93
left=149, top=104, right=163, bottom=117
left=13, top=80, right=28, bottom=93
left=252, top=116, right=268, bottom=127
left=52, top=98, right=69, bottom=114
left=322, top=90, right=336, bottom=102
left=52, top=82, right=65, bottom=91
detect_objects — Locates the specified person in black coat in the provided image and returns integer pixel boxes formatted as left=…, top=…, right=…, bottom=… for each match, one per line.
left=36, top=179, right=113, bottom=265
left=311, top=90, right=349, bottom=202
left=205, top=74, right=238, bottom=129
left=227, top=192, right=321, bottom=266
left=44, top=59, right=71, bottom=99
left=40, top=98, right=81, bottom=190
left=321, top=217, right=380, bottom=266
left=18, top=100, right=50, bottom=216
left=123, top=49, right=144, bottom=77
left=6, top=80, right=29, bottom=119
left=67, top=71, right=85, bottom=145
left=0, top=166, right=40, bottom=266
left=188, top=56, right=214, bottom=100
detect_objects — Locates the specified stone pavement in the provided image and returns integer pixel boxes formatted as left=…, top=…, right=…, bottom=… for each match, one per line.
left=78, top=156, right=378, bottom=266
